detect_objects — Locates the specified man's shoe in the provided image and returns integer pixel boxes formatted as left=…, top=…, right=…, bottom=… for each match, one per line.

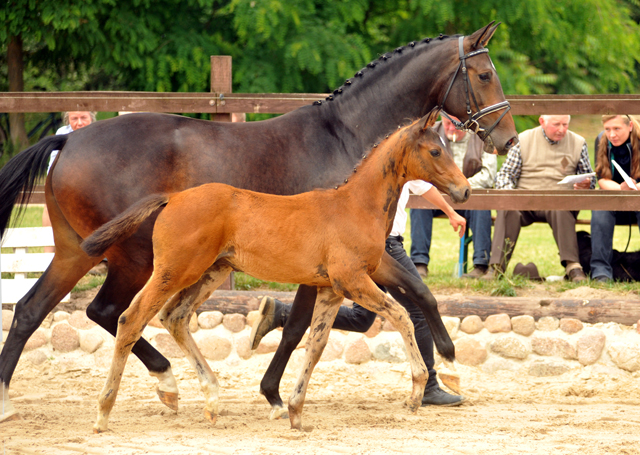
left=415, top=264, right=429, bottom=279
left=249, top=297, right=283, bottom=350
left=461, top=265, right=488, bottom=279
left=479, top=266, right=502, bottom=281
left=593, top=275, right=611, bottom=283
left=421, top=387, right=466, bottom=407
left=566, top=268, right=587, bottom=283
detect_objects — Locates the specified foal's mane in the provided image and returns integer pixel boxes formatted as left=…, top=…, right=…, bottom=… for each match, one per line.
left=312, top=33, right=458, bottom=108
left=332, top=117, right=422, bottom=190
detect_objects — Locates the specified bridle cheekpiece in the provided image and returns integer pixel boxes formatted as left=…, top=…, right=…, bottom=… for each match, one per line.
left=438, top=36, right=511, bottom=142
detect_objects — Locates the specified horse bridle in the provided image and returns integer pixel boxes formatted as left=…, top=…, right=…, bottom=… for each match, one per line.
left=438, top=36, right=511, bottom=141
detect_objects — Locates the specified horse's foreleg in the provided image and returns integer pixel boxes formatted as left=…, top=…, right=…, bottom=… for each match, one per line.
left=288, top=287, right=342, bottom=430
left=341, top=274, right=428, bottom=413
left=371, top=253, right=455, bottom=363
left=1, top=252, right=94, bottom=423
left=94, top=275, right=171, bottom=433
left=159, top=264, right=233, bottom=425
left=259, top=285, right=316, bottom=420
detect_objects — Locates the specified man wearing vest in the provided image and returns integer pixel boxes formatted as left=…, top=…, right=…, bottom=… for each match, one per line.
left=481, top=115, right=595, bottom=283
left=410, top=116, right=497, bottom=279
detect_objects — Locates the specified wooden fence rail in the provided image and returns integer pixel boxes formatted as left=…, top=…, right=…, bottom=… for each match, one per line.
left=2, top=92, right=640, bottom=115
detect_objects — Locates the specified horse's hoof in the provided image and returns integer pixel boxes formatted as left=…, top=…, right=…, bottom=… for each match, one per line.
left=269, top=406, right=289, bottom=420
left=0, top=411, right=22, bottom=423
left=438, top=372, right=461, bottom=395
left=204, top=409, right=217, bottom=425
left=156, top=387, right=179, bottom=412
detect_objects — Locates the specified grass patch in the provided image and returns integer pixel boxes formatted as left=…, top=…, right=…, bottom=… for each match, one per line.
left=405, top=209, right=640, bottom=296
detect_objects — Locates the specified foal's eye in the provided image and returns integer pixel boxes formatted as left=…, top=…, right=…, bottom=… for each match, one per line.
left=429, top=149, right=440, bottom=157
left=479, top=72, right=491, bottom=82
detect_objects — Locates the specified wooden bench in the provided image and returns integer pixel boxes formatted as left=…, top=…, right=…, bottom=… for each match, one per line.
left=408, top=189, right=640, bottom=276
left=1, top=227, right=70, bottom=305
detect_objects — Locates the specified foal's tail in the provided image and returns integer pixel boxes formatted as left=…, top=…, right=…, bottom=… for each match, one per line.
left=0, top=135, right=69, bottom=240
left=81, top=194, right=169, bottom=257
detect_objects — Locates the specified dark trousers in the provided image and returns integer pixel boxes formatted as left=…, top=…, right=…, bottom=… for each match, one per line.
left=331, top=236, right=439, bottom=390
left=590, top=210, right=640, bottom=279
left=410, top=208, right=492, bottom=267
left=489, top=210, right=580, bottom=269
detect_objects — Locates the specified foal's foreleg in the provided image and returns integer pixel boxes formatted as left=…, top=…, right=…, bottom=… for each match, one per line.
left=371, top=253, right=455, bottom=363
left=159, top=264, right=233, bottom=425
left=94, top=276, right=171, bottom=433
left=343, top=275, right=428, bottom=413
left=288, top=287, right=343, bottom=430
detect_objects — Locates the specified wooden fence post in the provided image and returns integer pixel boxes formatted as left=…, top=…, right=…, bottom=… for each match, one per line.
left=211, top=56, right=232, bottom=123
left=210, top=56, right=235, bottom=290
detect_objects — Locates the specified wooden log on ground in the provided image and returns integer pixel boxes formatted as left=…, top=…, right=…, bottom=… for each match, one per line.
left=435, top=296, right=640, bottom=325
left=197, top=291, right=640, bottom=325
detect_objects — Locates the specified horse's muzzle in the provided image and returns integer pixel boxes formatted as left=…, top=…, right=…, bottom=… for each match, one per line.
left=449, top=184, right=471, bottom=204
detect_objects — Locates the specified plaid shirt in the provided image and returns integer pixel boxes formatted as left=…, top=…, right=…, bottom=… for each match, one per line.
left=495, top=129, right=595, bottom=189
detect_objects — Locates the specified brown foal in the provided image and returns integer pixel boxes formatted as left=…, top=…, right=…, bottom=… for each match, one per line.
left=82, top=109, right=470, bottom=432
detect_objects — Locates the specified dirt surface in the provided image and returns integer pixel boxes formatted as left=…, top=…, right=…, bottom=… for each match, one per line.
left=3, top=346, right=640, bottom=455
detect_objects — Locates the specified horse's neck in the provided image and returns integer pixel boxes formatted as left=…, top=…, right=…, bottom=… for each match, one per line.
left=317, top=41, right=454, bottom=150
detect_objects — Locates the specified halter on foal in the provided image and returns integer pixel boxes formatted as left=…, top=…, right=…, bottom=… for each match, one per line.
left=82, top=109, right=469, bottom=432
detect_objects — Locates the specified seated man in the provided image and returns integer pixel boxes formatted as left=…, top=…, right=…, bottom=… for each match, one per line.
left=410, top=115, right=496, bottom=278
left=481, top=115, right=594, bottom=283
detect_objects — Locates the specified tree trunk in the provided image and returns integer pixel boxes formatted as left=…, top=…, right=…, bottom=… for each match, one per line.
left=8, top=34, right=29, bottom=153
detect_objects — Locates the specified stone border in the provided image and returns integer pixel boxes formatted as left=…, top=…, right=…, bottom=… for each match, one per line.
left=3, top=309, right=640, bottom=376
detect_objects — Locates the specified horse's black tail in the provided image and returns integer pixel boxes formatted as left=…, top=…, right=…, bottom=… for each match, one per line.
left=81, top=194, right=169, bottom=258
left=0, top=134, right=69, bottom=239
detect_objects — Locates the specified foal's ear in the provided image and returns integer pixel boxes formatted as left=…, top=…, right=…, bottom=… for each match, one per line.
left=469, top=21, right=500, bottom=49
left=422, top=108, right=441, bottom=130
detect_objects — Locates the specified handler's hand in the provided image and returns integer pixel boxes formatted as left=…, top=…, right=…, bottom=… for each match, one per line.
left=621, top=180, right=639, bottom=191
left=449, top=213, right=467, bottom=238
left=573, top=179, right=592, bottom=190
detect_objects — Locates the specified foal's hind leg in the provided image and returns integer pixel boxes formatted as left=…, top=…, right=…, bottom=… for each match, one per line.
left=159, top=264, right=233, bottom=425
left=288, top=287, right=343, bottom=430
left=94, top=274, right=177, bottom=433
left=85, top=249, right=177, bottom=411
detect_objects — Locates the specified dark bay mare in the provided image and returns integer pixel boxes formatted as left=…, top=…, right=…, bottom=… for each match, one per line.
left=0, top=22, right=518, bottom=422
left=82, top=109, right=469, bottom=432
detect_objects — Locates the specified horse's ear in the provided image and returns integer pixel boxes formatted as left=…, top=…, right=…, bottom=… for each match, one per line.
left=469, top=21, right=500, bottom=49
left=422, top=108, right=441, bottom=130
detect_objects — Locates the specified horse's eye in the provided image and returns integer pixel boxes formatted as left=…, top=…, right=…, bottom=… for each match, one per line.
left=429, top=149, right=440, bottom=157
left=479, top=72, right=491, bottom=82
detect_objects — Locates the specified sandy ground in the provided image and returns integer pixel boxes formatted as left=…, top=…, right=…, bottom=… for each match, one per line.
left=3, top=345, right=640, bottom=455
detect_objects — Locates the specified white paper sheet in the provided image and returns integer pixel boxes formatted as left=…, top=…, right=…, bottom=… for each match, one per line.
left=611, top=160, right=639, bottom=190
left=557, top=172, right=596, bottom=185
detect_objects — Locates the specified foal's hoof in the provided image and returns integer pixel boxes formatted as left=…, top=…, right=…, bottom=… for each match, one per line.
left=204, top=409, right=217, bottom=425
left=156, top=387, right=179, bottom=412
left=404, top=397, right=421, bottom=414
left=269, top=406, right=289, bottom=420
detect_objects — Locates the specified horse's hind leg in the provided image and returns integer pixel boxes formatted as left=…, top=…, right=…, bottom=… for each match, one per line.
left=259, top=284, right=316, bottom=420
left=1, top=213, right=96, bottom=422
left=94, top=274, right=176, bottom=433
left=288, top=287, right=342, bottom=430
left=158, top=263, right=233, bottom=425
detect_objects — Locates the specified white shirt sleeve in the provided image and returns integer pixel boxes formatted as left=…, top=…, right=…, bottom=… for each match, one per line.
left=406, top=180, right=433, bottom=196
